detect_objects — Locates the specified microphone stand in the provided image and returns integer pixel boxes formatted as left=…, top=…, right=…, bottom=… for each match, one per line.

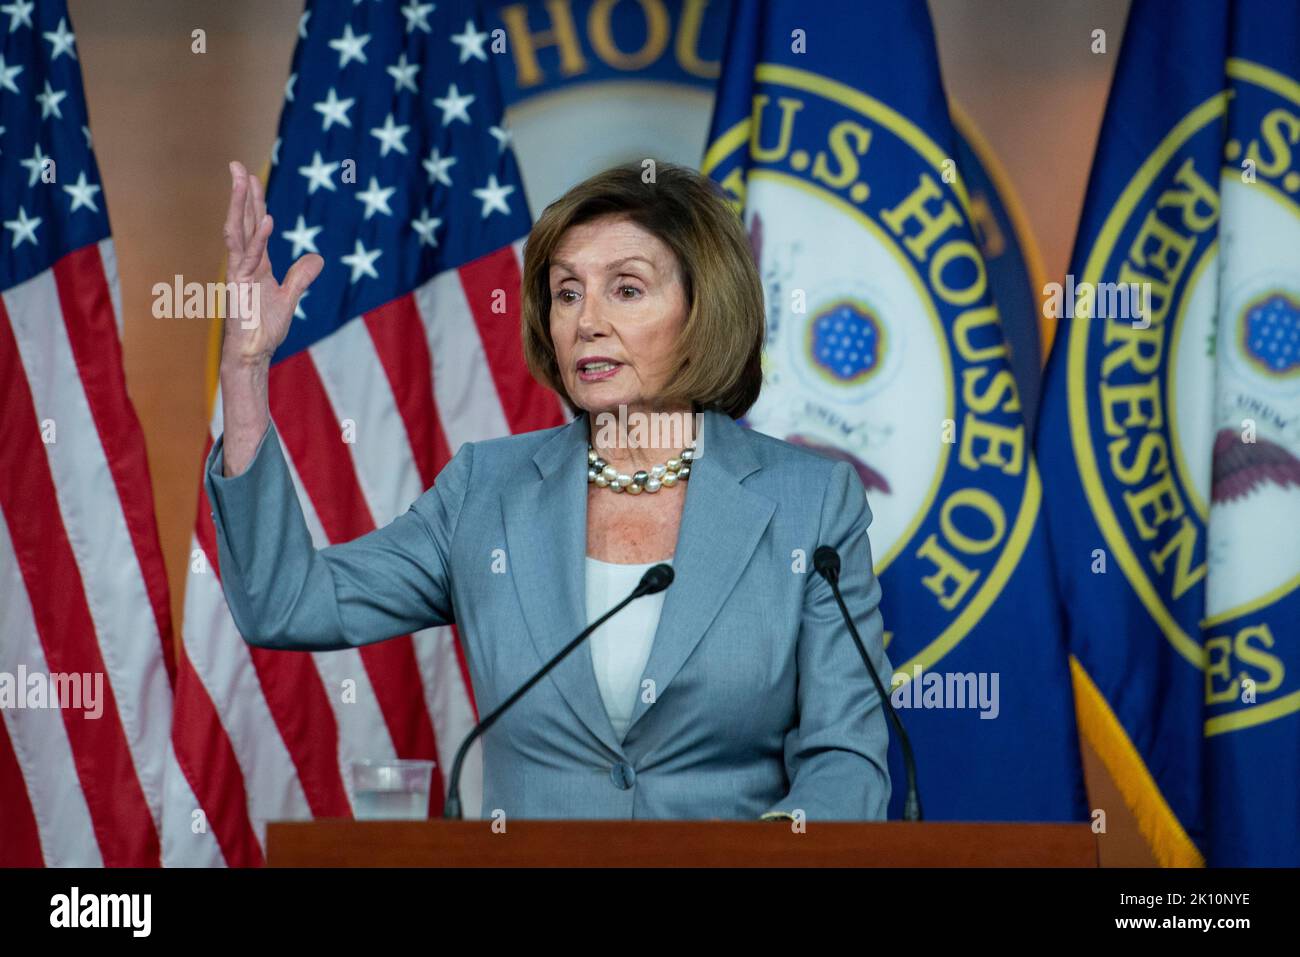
left=443, top=563, right=673, bottom=819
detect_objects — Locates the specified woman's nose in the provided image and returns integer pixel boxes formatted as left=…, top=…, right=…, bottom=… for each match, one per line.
left=575, top=298, right=608, bottom=339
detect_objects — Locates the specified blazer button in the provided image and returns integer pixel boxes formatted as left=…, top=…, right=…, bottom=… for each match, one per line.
left=609, top=762, right=635, bottom=790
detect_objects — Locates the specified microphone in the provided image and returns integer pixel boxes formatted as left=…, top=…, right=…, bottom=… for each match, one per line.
left=813, top=545, right=922, bottom=822
left=442, top=562, right=674, bottom=819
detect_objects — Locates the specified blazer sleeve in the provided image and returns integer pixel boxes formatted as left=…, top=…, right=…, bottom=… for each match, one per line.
left=761, top=459, right=893, bottom=821
left=204, top=420, right=473, bottom=650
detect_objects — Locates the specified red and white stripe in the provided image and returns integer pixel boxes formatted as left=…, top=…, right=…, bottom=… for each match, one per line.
left=164, top=247, right=562, bottom=866
left=0, top=240, right=175, bottom=867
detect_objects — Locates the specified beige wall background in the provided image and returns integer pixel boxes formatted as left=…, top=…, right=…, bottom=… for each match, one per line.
left=69, top=0, right=1154, bottom=865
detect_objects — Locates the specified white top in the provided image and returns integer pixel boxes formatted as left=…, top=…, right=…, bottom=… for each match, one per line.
left=584, top=556, right=671, bottom=743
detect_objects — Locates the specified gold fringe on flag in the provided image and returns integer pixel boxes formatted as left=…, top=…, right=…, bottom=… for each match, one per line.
left=1070, top=657, right=1205, bottom=867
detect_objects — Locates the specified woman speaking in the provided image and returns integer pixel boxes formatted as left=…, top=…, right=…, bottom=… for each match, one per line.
left=209, top=160, right=893, bottom=821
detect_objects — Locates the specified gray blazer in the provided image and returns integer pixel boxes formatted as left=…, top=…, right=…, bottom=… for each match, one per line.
left=205, top=407, right=892, bottom=820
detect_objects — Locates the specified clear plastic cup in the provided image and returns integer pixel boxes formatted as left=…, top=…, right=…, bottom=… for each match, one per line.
left=350, top=759, right=436, bottom=820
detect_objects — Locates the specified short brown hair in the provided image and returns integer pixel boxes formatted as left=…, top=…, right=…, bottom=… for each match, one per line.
left=521, top=161, right=764, bottom=419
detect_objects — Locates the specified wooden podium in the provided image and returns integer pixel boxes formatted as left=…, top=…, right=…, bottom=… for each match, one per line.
left=266, top=820, right=1098, bottom=867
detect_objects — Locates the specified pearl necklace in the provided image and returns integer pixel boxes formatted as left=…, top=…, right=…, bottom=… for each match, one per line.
left=587, top=444, right=695, bottom=495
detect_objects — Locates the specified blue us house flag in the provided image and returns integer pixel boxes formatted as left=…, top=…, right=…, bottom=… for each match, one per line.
left=703, top=0, right=1088, bottom=822
left=1037, top=0, right=1300, bottom=867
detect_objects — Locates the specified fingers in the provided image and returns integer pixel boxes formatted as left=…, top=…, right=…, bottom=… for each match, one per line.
left=250, top=171, right=267, bottom=226
left=249, top=174, right=273, bottom=278
left=227, top=161, right=275, bottom=282
left=240, top=212, right=274, bottom=278
left=242, top=168, right=257, bottom=246
left=223, top=161, right=249, bottom=260
left=283, top=253, right=324, bottom=304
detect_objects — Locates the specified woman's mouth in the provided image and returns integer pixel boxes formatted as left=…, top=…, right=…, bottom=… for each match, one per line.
left=577, top=358, right=622, bottom=382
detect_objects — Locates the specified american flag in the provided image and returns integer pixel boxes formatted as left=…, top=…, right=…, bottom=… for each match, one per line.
left=163, top=0, right=563, bottom=865
left=0, top=1, right=176, bottom=866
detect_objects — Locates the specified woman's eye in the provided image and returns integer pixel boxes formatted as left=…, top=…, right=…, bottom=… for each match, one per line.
left=618, top=285, right=642, bottom=299
left=554, top=288, right=578, bottom=303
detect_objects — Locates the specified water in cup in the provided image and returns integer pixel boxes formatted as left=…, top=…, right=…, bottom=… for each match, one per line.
left=350, top=759, right=435, bottom=820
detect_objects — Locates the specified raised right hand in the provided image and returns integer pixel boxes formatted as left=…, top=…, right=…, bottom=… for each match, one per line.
left=221, top=160, right=323, bottom=367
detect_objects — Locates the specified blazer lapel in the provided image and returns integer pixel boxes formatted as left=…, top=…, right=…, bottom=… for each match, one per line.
left=501, top=414, right=622, bottom=754
left=624, top=410, right=775, bottom=737
left=501, top=409, right=776, bottom=752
